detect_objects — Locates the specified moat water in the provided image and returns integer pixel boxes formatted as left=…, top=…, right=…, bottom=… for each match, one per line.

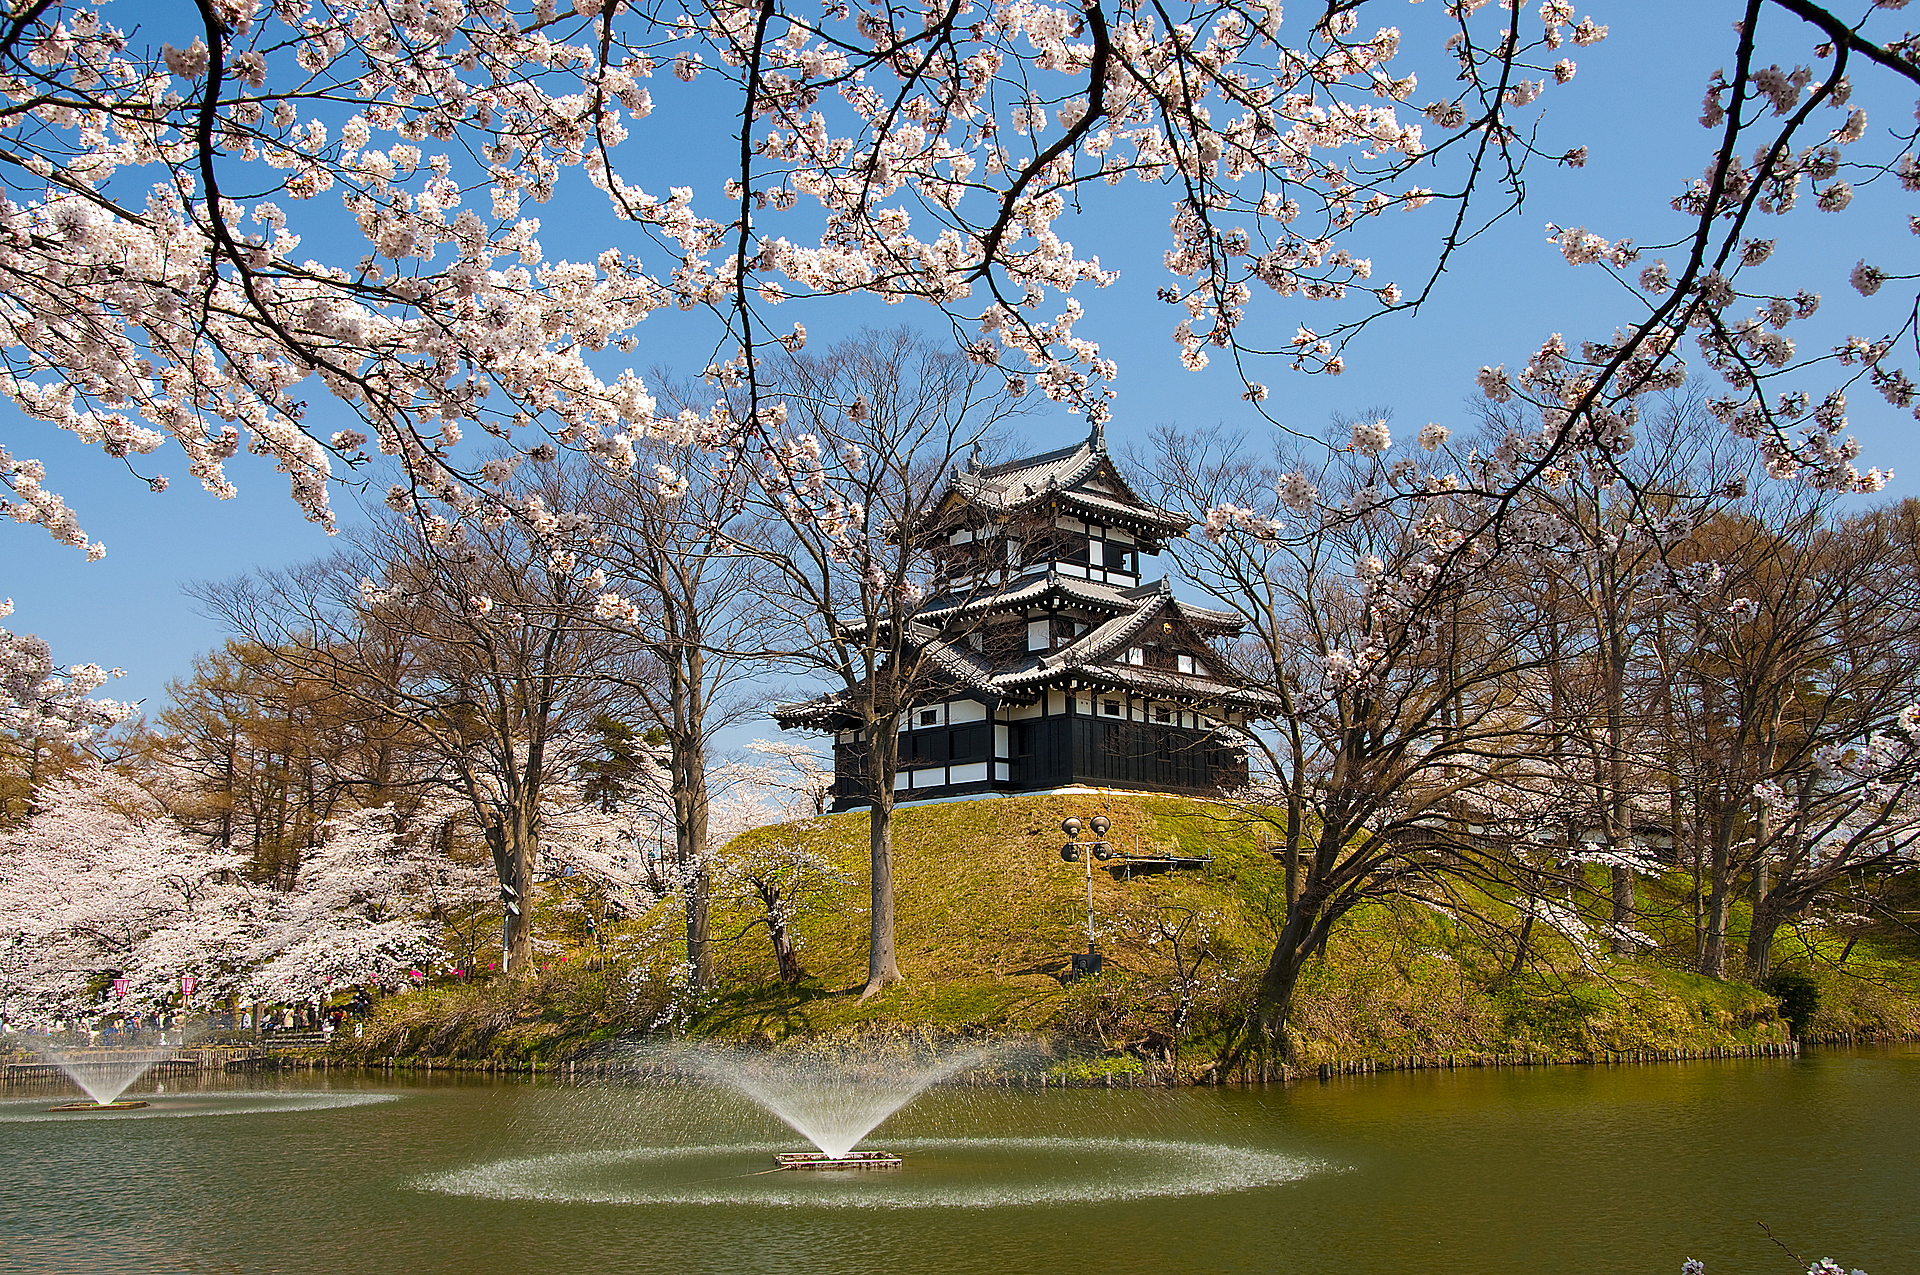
left=2, top=1044, right=1912, bottom=1274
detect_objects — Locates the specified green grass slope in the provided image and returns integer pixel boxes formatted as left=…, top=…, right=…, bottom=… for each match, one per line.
left=346, top=792, right=1920, bottom=1074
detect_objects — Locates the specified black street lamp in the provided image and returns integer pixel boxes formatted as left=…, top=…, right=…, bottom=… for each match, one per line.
left=1059, top=815, right=1111, bottom=978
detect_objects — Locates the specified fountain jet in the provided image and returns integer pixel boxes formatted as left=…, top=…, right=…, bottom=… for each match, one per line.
left=15, top=1039, right=181, bottom=1110
left=666, top=1038, right=1009, bottom=1163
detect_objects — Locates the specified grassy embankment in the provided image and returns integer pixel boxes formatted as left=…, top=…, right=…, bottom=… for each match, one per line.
left=339, top=793, right=1920, bottom=1078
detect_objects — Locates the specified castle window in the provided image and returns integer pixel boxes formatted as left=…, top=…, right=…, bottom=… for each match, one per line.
left=920, top=709, right=938, bottom=726
left=1103, top=699, right=1122, bottom=716
left=1155, top=706, right=1171, bottom=723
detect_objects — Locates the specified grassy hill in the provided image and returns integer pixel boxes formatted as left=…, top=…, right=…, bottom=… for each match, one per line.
left=347, top=792, right=1920, bottom=1076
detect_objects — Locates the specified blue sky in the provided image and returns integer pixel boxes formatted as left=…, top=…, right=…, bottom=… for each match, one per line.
left=5, top=1, right=1916, bottom=720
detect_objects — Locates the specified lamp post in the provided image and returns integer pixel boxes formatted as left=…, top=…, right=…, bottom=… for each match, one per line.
left=1059, top=815, right=1112, bottom=978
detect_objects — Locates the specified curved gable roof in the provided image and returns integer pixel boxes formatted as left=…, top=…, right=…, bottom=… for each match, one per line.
left=948, top=426, right=1191, bottom=536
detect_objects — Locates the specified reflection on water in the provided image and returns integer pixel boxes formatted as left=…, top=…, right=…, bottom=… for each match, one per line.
left=0, top=1046, right=1913, bottom=1275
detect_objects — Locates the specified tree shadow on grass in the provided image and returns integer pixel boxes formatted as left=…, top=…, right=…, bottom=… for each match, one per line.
left=694, top=978, right=842, bottom=1039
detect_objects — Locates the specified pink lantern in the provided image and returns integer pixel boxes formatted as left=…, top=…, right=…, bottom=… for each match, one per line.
left=111, top=978, right=129, bottom=997
left=180, top=976, right=198, bottom=999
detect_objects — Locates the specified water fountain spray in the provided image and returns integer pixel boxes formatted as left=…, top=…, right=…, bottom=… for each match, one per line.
left=13, top=1033, right=182, bottom=1111
left=664, top=1038, right=1012, bottom=1168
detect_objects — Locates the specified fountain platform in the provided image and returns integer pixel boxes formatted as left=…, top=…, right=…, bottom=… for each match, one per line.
left=773, top=1150, right=903, bottom=1170
left=48, top=1099, right=150, bottom=1112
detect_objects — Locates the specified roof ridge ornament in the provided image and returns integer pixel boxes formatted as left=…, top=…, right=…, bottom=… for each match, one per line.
left=1089, top=419, right=1106, bottom=453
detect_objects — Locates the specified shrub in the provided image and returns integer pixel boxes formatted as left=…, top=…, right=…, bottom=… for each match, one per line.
left=1762, top=969, right=1820, bottom=1038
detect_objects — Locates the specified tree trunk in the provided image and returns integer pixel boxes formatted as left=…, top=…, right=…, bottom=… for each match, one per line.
left=860, top=724, right=904, bottom=1000
left=757, top=881, right=804, bottom=983
left=1699, top=796, right=1736, bottom=979
left=683, top=861, right=713, bottom=989
left=1600, top=578, right=1637, bottom=956
left=772, top=921, right=802, bottom=982
left=1737, top=735, right=1781, bottom=982
left=1701, top=855, right=1732, bottom=979
left=1743, top=844, right=1776, bottom=982
left=1744, top=899, right=1782, bottom=982
left=674, top=770, right=714, bottom=990
left=862, top=794, right=902, bottom=998
left=1508, top=906, right=1537, bottom=982
left=1610, top=866, right=1635, bottom=955
left=489, top=814, right=536, bottom=973
left=669, top=638, right=716, bottom=990
left=1691, top=832, right=1707, bottom=972
left=1253, top=912, right=1315, bottom=1069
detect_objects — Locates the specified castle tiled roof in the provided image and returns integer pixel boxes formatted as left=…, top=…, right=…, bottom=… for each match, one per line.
left=946, top=425, right=1190, bottom=538
left=915, top=568, right=1240, bottom=633
left=770, top=575, right=1273, bottom=728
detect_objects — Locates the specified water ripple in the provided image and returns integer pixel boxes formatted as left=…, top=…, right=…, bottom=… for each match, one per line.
left=418, top=1135, right=1319, bottom=1209
left=0, top=1091, right=398, bottom=1122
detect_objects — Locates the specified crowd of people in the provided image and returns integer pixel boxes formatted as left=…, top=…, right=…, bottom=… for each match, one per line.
left=3, top=989, right=378, bottom=1047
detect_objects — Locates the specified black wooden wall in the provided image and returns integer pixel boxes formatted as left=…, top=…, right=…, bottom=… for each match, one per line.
left=830, top=712, right=1245, bottom=807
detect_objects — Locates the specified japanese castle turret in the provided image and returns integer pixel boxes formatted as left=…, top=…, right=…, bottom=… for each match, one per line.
left=773, top=424, right=1279, bottom=812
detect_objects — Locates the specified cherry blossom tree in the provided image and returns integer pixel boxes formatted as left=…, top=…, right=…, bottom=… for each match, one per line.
left=741, top=328, right=1020, bottom=998
left=0, top=0, right=1570, bottom=557
left=0, top=600, right=133, bottom=744
left=0, top=761, right=500, bottom=1022
left=540, top=759, right=680, bottom=952
left=695, top=762, right=849, bottom=983
left=244, top=803, right=494, bottom=1001
left=1485, top=395, right=1747, bottom=954
left=743, top=737, right=834, bottom=817
left=0, top=765, right=252, bottom=1024
left=579, top=427, right=768, bottom=989
left=197, top=465, right=639, bottom=973
left=39, top=0, right=1909, bottom=580
left=1148, top=425, right=1568, bottom=1065
left=1661, top=493, right=1920, bottom=978
left=713, top=820, right=851, bottom=983
left=1, top=599, right=135, bottom=820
